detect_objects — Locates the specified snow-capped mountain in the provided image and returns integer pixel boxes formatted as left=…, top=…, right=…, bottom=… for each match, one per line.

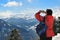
left=4, top=17, right=38, bottom=29
left=0, top=8, right=60, bottom=19
left=53, top=8, right=60, bottom=18
left=0, top=19, right=39, bottom=40
left=0, top=8, right=60, bottom=40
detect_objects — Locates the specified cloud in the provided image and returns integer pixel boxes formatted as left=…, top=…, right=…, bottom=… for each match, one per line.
left=53, top=8, right=60, bottom=18
left=0, top=11, right=12, bottom=18
left=16, top=8, right=39, bottom=19
left=0, top=8, right=39, bottom=19
left=19, top=2, right=23, bottom=6
left=27, top=0, right=32, bottom=3
left=0, top=8, right=60, bottom=19
left=3, top=1, right=23, bottom=7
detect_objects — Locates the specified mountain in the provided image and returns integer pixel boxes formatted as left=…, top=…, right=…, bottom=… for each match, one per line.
left=53, top=8, right=60, bottom=18
left=0, top=19, right=39, bottom=40
left=4, top=18, right=38, bottom=29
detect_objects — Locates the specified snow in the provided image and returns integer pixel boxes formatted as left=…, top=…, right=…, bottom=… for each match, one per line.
left=8, top=29, right=11, bottom=31
left=53, top=8, right=60, bottom=18
left=27, top=26, right=36, bottom=31
left=17, top=25, right=21, bottom=28
left=4, top=24, right=6, bottom=26
left=25, top=26, right=29, bottom=28
left=52, top=33, right=60, bottom=40
left=8, top=24, right=11, bottom=26
left=4, top=34, right=7, bottom=36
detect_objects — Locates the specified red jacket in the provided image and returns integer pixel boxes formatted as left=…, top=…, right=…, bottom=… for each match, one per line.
left=35, top=11, right=55, bottom=37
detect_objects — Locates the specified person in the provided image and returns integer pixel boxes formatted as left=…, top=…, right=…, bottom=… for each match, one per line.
left=35, top=9, right=55, bottom=40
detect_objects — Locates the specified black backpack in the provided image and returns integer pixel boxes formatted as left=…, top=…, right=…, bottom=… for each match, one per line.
left=53, top=19, right=60, bottom=35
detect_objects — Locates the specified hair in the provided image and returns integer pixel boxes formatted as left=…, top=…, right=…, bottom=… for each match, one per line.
left=46, top=9, right=53, bottom=15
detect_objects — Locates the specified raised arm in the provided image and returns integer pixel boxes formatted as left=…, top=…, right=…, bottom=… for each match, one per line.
left=35, top=11, right=43, bottom=22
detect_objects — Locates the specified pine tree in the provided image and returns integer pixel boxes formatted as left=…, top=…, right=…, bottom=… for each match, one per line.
left=7, top=29, right=22, bottom=40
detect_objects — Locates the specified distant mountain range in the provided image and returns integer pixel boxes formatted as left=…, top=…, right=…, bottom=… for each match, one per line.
left=4, top=17, right=38, bottom=29
left=0, top=18, right=39, bottom=40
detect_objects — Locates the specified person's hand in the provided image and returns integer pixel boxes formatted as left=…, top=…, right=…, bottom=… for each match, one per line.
left=40, top=10, right=45, bottom=13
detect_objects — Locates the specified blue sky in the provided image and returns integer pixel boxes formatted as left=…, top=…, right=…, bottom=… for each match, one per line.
left=0, top=0, right=60, bottom=18
left=0, top=0, right=60, bottom=11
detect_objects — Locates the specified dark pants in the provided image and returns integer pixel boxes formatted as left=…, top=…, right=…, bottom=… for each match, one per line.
left=40, top=33, right=52, bottom=40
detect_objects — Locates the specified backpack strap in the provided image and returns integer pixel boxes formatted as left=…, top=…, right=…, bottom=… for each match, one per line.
left=42, top=17, right=45, bottom=22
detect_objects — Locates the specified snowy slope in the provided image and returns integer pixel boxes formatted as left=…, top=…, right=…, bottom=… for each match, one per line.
left=0, top=19, right=39, bottom=40
left=53, top=33, right=60, bottom=40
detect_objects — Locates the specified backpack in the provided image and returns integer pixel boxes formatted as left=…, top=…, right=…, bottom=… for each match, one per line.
left=36, top=18, right=47, bottom=36
left=53, top=19, right=60, bottom=35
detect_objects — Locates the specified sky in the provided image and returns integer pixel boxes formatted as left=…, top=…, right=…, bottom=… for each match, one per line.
left=0, top=0, right=60, bottom=18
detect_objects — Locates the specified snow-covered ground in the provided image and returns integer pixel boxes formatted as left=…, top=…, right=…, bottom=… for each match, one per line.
left=53, top=33, right=60, bottom=40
